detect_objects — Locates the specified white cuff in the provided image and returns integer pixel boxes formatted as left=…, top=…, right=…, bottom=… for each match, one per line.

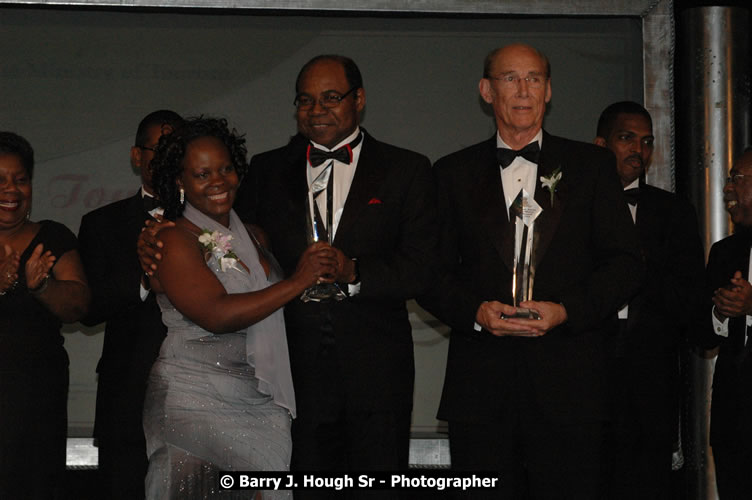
left=347, top=282, right=361, bottom=296
left=712, top=307, right=729, bottom=337
left=617, top=303, right=629, bottom=319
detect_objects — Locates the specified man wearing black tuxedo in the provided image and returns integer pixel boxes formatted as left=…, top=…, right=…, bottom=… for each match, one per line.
left=703, top=148, right=752, bottom=499
left=78, top=110, right=182, bottom=499
left=234, top=55, right=437, bottom=491
left=418, top=44, right=643, bottom=499
left=594, top=101, right=705, bottom=499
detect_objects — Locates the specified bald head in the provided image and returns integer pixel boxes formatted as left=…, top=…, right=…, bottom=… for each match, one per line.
left=479, top=43, right=552, bottom=148
left=483, top=44, right=551, bottom=80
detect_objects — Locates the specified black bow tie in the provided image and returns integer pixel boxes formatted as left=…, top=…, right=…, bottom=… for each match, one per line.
left=497, top=142, right=540, bottom=168
left=623, top=187, right=640, bottom=206
left=142, top=195, right=160, bottom=212
left=308, top=133, right=363, bottom=167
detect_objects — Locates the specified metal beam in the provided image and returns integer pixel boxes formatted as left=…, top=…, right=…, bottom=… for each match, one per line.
left=0, top=0, right=656, bottom=15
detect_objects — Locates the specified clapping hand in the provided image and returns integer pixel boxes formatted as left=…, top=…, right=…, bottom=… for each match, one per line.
left=25, top=243, right=56, bottom=290
left=713, top=270, right=752, bottom=320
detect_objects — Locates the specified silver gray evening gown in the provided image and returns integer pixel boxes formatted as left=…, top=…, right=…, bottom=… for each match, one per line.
left=143, top=248, right=293, bottom=500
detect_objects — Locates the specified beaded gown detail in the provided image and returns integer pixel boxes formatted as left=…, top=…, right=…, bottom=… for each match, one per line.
left=143, top=224, right=293, bottom=500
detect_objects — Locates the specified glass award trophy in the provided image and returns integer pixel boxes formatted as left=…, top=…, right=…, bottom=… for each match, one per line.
left=506, top=189, right=542, bottom=319
left=300, top=162, right=347, bottom=302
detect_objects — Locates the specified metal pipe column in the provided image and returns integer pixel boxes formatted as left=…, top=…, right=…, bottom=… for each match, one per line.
left=678, top=6, right=751, bottom=500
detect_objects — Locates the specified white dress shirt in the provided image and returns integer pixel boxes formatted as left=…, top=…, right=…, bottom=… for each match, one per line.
left=474, top=130, right=543, bottom=331
left=498, top=130, right=543, bottom=218
left=306, top=127, right=364, bottom=295
left=307, top=127, right=363, bottom=241
left=617, top=179, right=640, bottom=319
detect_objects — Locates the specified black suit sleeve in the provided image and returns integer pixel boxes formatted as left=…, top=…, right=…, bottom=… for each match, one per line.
left=417, top=158, right=486, bottom=333
left=699, top=239, right=741, bottom=350
left=78, top=210, right=145, bottom=327
left=653, top=198, right=706, bottom=338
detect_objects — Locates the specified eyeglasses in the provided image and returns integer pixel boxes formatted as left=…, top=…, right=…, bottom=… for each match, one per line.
left=726, top=174, right=748, bottom=185
left=294, top=87, right=358, bottom=110
left=138, top=145, right=157, bottom=152
left=488, top=73, right=547, bottom=89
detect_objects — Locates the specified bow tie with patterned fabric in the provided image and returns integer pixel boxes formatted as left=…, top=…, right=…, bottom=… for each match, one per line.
left=142, top=195, right=160, bottom=212
left=623, top=187, right=640, bottom=206
left=308, top=133, right=363, bottom=167
left=496, top=142, right=541, bottom=168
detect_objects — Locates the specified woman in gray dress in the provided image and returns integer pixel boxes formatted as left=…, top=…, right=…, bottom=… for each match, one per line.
left=143, top=117, right=336, bottom=499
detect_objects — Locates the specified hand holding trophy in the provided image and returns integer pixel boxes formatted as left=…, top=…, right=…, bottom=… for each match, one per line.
left=301, top=162, right=347, bottom=302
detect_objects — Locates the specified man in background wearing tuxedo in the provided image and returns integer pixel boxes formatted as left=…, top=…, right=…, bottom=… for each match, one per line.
left=235, top=55, right=437, bottom=498
left=78, top=109, right=182, bottom=499
left=595, top=101, right=705, bottom=499
left=418, top=44, right=643, bottom=499
left=703, top=147, right=752, bottom=498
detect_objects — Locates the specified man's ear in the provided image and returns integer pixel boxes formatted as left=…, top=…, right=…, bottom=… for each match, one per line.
left=355, top=88, right=366, bottom=113
left=130, top=146, right=142, bottom=170
left=594, top=137, right=607, bottom=148
left=478, top=78, right=494, bottom=104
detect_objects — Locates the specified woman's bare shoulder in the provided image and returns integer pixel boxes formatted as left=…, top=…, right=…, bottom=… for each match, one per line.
left=160, top=221, right=202, bottom=256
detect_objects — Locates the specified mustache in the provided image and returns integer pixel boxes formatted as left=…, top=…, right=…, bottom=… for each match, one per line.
left=625, top=154, right=645, bottom=167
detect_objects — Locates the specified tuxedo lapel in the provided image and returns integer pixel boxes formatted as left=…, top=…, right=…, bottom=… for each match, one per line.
left=730, top=235, right=752, bottom=351
left=255, top=135, right=313, bottom=271
left=333, top=133, right=387, bottom=246
left=531, top=132, right=564, bottom=268
left=628, top=186, right=652, bottom=330
left=472, top=137, right=515, bottom=274
left=269, top=135, right=310, bottom=246
left=125, top=191, right=152, bottom=236
left=634, top=185, right=658, bottom=240
left=284, top=135, right=311, bottom=207
left=737, top=235, right=751, bottom=276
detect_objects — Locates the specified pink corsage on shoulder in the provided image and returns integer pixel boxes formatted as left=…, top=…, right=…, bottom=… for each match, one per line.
left=198, top=229, right=240, bottom=272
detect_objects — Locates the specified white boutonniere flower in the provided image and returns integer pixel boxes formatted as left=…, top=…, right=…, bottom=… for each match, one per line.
left=198, top=229, right=240, bottom=272
left=540, top=167, right=563, bottom=207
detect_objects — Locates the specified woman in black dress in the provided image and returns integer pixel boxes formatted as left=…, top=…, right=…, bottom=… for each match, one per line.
left=0, top=131, right=90, bottom=499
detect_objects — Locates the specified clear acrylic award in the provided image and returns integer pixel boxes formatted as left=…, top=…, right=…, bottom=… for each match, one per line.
left=506, top=189, right=542, bottom=319
left=300, top=163, right=346, bottom=302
